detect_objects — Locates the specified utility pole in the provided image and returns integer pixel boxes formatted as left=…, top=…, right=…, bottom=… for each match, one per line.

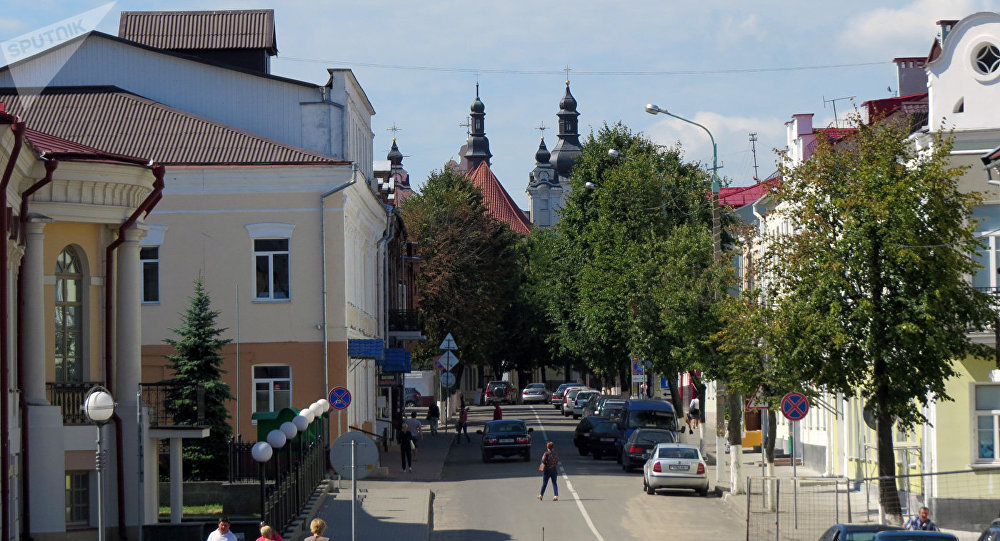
left=749, top=133, right=760, bottom=183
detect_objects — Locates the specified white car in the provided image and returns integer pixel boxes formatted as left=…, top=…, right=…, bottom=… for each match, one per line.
left=520, top=383, right=551, bottom=404
left=572, top=390, right=600, bottom=419
left=642, top=443, right=709, bottom=496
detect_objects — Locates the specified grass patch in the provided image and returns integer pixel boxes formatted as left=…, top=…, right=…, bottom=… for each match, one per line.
left=157, top=504, right=223, bottom=516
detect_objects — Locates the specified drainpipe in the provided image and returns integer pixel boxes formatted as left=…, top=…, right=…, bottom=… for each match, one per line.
left=0, top=119, right=25, bottom=541
left=376, top=206, right=397, bottom=425
left=16, top=156, right=57, bottom=541
left=105, top=164, right=164, bottom=541
left=320, top=164, right=358, bottom=424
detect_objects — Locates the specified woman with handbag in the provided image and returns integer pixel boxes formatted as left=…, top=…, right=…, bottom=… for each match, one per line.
left=537, top=441, right=559, bottom=501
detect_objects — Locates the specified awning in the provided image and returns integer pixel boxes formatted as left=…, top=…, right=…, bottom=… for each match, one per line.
left=348, top=338, right=384, bottom=360
left=378, top=348, right=411, bottom=373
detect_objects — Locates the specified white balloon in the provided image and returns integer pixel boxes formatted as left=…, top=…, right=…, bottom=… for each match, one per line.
left=302, top=409, right=315, bottom=423
left=251, top=441, right=273, bottom=462
left=319, top=399, right=330, bottom=412
left=280, top=421, right=297, bottom=439
left=266, top=429, right=287, bottom=449
left=309, top=404, right=323, bottom=418
left=292, top=414, right=309, bottom=432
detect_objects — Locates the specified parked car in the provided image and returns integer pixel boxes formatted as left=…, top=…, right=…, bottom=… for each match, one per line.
left=573, top=416, right=605, bottom=456
left=872, top=532, right=957, bottom=541
left=588, top=396, right=622, bottom=417
left=642, top=443, right=709, bottom=496
left=521, top=383, right=551, bottom=404
left=404, top=387, right=421, bottom=407
left=585, top=420, right=620, bottom=460
left=977, top=519, right=1000, bottom=541
left=615, top=399, right=678, bottom=462
left=485, top=381, right=515, bottom=405
left=562, top=387, right=589, bottom=416
left=621, top=428, right=675, bottom=472
left=599, top=399, right=626, bottom=420
left=572, top=390, right=601, bottom=419
left=817, top=524, right=903, bottom=541
left=477, top=420, right=533, bottom=462
left=552, top=383, right=579, bottom=409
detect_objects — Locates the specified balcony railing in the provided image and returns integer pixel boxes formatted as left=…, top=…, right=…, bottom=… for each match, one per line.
left=140, top=382, right=205, bottom=428
left=46, top=381, right=104, bottom=425
left=388, top=309, right=421, bottom=332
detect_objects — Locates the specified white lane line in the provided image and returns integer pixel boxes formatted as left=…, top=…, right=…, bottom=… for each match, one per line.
left=530, top=406, right=606, bottom=541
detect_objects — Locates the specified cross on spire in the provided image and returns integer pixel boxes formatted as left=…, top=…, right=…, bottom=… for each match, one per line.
left=536, top=122, right=548, bottom=135
left=458, top=116, right=472, bottom=136
left=564, top=65, right=571, bottom=85
left=386, top=123, right=402, bottom=136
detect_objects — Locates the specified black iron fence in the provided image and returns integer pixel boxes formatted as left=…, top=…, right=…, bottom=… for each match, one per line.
left=46, top=381, right=103, bottom=424
left=139, top=382, right=204, bottom=427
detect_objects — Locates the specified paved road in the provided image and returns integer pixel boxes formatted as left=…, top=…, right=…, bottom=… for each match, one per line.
left=431, top=403, right=745, bottom=540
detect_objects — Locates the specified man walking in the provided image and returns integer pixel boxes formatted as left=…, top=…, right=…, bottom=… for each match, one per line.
left=207, top=517, right=237, bottom=541
left=454, top=407, right=470, bottom=443
left=684, top=396, right=700, bottom=434
left=904, top=506, right=939, bottom=531
left=427, top=402, right=440, bottom=435
left=404, top=411, right=423, bottom=455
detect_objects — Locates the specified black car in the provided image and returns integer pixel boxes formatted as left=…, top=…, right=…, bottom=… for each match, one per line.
left=817, top=524, right=903, bottom=541
left=621, top=428, right=675, bottom=472
left=585, top=420, right=619, bottom=459
left=573, top=416, right=605, bottom=455
left=477, top=420, right=533, bottom=462
left=594, top=398, right=625, bottom=418
left=404, top=387, right=421, bottom=407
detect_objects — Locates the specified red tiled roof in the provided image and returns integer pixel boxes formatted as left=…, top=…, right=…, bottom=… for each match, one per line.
left=119, top=10, right=277, bottom=53
left=719, top=177, right=779, bottom=208
left=814, top=127, right=856, bottom=143
left=466, top=161, right=531, bottom=235
left=863, top=93, right=928, bottom=121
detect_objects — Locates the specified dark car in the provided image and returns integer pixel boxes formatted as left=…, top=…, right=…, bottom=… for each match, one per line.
left=621, top=428, right=675, bottom=472
left=872, top=532, right=957, bottom=541
left=573, top=416, right=605, bottom=455
left=485, top=381, right=515, bottom=405
left=615, top=399, right=678, bottom=463
left=594, top=398, right=625, bottom=418
left=477, top=420, right=533, bottom=462
left=404, top=387, right=421, bottom=407
left=977, top=521, right=1000, bottom=541
left=818, top=524, right=903, bottom=541
left=552, top=383, right=579, bottom=409
left=585, top=420, right=620, bottom=459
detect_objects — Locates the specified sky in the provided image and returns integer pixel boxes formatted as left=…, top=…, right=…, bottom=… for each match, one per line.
left=4, top=0, right=1000, bottom=209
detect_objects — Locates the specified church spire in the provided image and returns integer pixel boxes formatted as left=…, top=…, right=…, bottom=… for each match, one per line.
left=550, top=81, right=581, bottom=183
left=462, top=83, right=492, bottom=170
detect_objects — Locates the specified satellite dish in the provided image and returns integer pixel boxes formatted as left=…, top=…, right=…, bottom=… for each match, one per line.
left=329, top=432, right=378, bottom=480
left=863, top=405, right=896, bottom=431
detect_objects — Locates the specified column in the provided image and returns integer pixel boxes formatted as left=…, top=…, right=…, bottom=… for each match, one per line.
left=23, top=219, right=51, bottom=404
left=169, top=438, right=182, bottom=524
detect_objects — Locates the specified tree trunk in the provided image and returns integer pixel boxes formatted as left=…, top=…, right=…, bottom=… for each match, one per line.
left=727, top=391, right=744, bottom=494
left=765, top=409, right=777, bottom=464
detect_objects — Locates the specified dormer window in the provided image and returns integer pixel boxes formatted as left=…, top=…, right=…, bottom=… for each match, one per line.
left=976, top=44, right=1000, bottom=74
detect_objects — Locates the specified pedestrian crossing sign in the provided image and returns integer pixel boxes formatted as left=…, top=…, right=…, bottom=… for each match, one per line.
left=745, top=385, right=768, bottom=410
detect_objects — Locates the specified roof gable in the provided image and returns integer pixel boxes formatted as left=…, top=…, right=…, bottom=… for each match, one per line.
left=466, top=161, right=531, bottom=235
left=119, top=10, right=277, bottom=53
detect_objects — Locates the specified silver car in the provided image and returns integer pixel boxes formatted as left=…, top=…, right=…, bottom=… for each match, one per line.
left=642, top=443, right=709, bottom=496
left=561, top=386, right=587, bottom=416
left=572, top=390, right=601, bottom=419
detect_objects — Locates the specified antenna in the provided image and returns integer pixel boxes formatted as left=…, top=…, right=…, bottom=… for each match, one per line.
left=458, top=116, right=472, bottom=136
left=749, top=132, right=760, bottom=183
left=823, top=95, right=855, bottom=128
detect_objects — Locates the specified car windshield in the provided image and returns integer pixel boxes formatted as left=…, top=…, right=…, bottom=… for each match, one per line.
left=658, top=447, right=699, bottom=459
left=626, top=410, right=676, bottom=431
left=592, top=422, right=616, bottom=434
left=487, top=422, right=525, bottom=434
left=636, top=431, right=675, bottom=444
left=604, top=404, right=625, bottom=418
left=527, top=384, right=545, bottom=390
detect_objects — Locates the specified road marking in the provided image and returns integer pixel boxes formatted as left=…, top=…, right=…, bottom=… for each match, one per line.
left=530, top=406, right=605, bottom=541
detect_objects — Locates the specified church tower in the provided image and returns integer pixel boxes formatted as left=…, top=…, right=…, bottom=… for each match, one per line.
left=549, top=81, right=582, bottom=187
left=526, top=137, right=561, bottom=228
left=460, top=84, right=492, bottom=171
left=387, top=138, right=413, bottom=205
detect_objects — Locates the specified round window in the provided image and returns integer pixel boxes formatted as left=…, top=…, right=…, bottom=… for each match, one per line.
left=975, top=44, right=1000, bottom=74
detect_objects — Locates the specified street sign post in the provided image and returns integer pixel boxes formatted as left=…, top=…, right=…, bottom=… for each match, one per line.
left=440, top=372, right=456, bottom=388
left=780, top=391, right=809, bottom=508
left=746, top=385, right=769, bottom=410
left=438, top=351, right=459, bottom=371
left=439, top=333, right=458, bottom=351
left=329, top=386, right=351, bottom=437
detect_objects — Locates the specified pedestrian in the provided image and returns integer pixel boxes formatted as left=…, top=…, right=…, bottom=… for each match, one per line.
left=493, top=403, right=503, bottom=420
left=904, top=506, right=939, bottom=531
left=639, top=381, right=648, bottom=398
left=207, top=517, right=237, bottom=541
left=684, top=396, right=700, bottom=433
left=537, top=441, right=559, bottom=501
left=427, top=402, right=440, bottom=435
left=303, top=518, right=330, bottom=541
left=405, top=411, right=423, bottom=449
left=399, top=422, right=414, bottom=472
left=256, top=523, right=283, bottom=541
left=454, top=407, right=470, bottom=444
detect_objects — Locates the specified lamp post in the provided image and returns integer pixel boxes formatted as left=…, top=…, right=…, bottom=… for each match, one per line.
left=82, top=387, right=115, bottom=541
left=645, top=103, right=731, bottom=487
left=251, top=441, right=273, bottom=524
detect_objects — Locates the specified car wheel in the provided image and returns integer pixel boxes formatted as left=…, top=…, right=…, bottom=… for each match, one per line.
left=482, top=453, right=490, bottom=463
left=616, top=450, right=622, bottom=464
left=592, top=451, right=601, bottom=460
left=523, top=451, right=531, bottom=462
left=622, top=460, right=630, bottom=472
left=698, top=487, right=709, bottom=497
left=573, top=414, right=580, bottom=419
left=578, top=446, right=588, bottom=456
left=644, top=478, right=655, bottom=495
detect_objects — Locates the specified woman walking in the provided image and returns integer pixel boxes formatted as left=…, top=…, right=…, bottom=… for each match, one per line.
left=537, top=441, right=559, bottom=501
left=400, top=422, right=414, bottom=473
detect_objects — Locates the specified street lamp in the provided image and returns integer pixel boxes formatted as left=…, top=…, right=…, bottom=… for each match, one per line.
left=82, top=387, right=115, bottom=541
left=251, top=441, right=274, bottom=524
left=645, top=103, right=725, bottom=482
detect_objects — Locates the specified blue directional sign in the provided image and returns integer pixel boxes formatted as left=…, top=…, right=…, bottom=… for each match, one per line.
left=780, top=392, right=809, bottom=422
left=329, top=387, right=352, bottom=410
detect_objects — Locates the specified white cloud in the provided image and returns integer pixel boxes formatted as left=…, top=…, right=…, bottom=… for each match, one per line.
left=836, top=0, right=996, bottom=57
left=717, top=13, right=763, bottom=48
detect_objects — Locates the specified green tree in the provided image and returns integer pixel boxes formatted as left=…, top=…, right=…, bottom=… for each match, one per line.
left=401, top=165, right=521, bottom=384
left=756, top=115, right=994, bottom=522
left=164, top=278, right=233, bottom=479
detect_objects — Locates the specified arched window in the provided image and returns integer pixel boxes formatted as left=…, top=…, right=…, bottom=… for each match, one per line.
left=55, top=247, right=85, bottom=382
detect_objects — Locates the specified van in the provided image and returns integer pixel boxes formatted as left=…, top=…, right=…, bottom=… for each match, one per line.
left=614, top=399, right=678, bottom=462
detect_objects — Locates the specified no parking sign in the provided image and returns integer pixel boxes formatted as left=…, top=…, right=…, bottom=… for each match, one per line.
left=329, top=386, right=352, bottom=410
left=780, top=392, right=809, bottom=421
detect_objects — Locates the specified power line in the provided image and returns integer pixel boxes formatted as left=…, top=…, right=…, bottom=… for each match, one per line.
left=277, top=56, right=890, bottom=77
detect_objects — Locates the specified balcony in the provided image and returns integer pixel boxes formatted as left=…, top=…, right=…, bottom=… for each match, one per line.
left=139, top=382, right=205, bottom=428
left=46, top=381, right=104, bottom=425
left=388, top=309, right=425, bottom=341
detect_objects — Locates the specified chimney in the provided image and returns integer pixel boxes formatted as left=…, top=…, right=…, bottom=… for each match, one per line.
left=893, top=57, right=928, bottom=96
left=937, top=19, right=959, bottom=47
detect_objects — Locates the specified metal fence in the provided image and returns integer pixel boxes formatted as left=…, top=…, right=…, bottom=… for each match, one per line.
left=46, top=381, right=103, bottom=424
left=746, top=468, right=1000, bottom=540
left=139, top=382, right=204, bottom=427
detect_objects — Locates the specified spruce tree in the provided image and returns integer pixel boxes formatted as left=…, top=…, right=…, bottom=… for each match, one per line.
left=164, top=278, right=233, bottom=479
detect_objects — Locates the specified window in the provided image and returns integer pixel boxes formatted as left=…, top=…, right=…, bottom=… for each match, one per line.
left=140, top=247, right=159, bottom=303
left=253, top=365, right=291, bottom=413
left=976, top=44, right=1000, bottom=74
left=976, top=384, right=1000, bottom=462
left=65, top=471, right=89, bottom=526
left=254, top=239, right=290, bottom=300
left=55, top=247, right=84, bottom=382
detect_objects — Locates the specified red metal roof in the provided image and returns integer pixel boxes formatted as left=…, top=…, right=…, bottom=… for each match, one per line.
left=862, top=93, right=928, bottom=121
left=814, top=127, right=857, bottom=143
left=466, top=161, right=531, bottom=235
left=0, top=87, right=345, bottom=166
left=118, top=10, right=277, bottom=53
left=23, top=128, right=151, bottom=165
left=719, top=178, right=779, bottom=209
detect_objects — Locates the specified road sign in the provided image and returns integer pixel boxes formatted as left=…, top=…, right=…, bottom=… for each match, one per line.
left=746, top=385, right=768, bottom=410
left=780, top=392, right=809, bottom=421
left=329, top=432, right=378, bottom=480
left=631, top=362, right=644, bottom=375
left=440, top=372, right=456, bottom=388
left=438, top=351, right=459, bottom=371
left=329, top=386, right=352, bottom=410
left=439, top=333, right=458, bottom=351
left=631, top=374, right=646, bottom=383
